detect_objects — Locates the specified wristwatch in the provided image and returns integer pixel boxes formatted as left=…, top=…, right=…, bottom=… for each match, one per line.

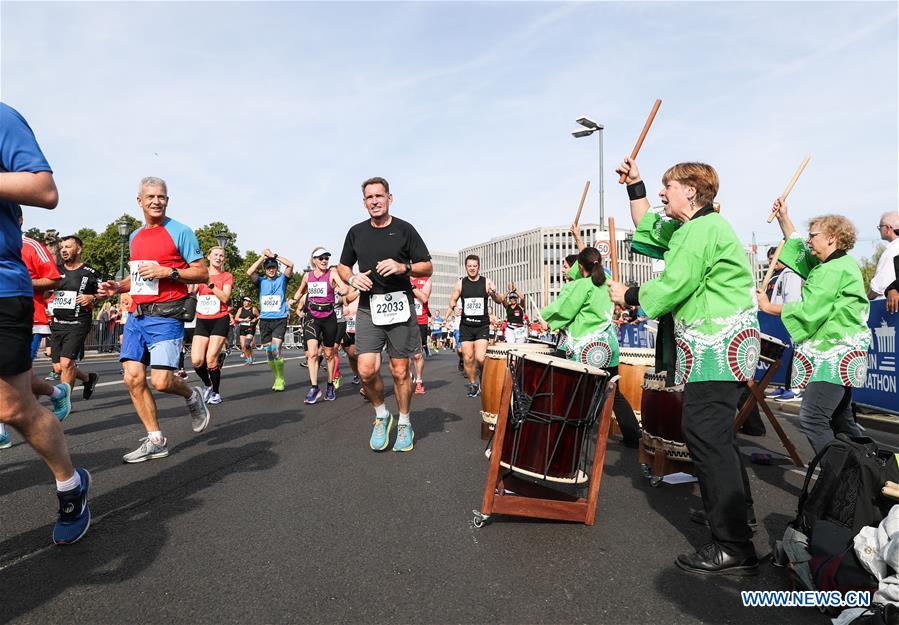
left=405, top=260, right=412, bottom=274
left=170, top=268, right=181, bottom=281
left=207, top=282, right=215, bottom=289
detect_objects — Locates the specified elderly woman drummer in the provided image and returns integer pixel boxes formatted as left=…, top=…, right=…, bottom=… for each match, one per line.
left=538, top=246, right=641, bottom=448
left=758, top=199, right=869, bottom=455
left=608, top=157, right=759, bottom=576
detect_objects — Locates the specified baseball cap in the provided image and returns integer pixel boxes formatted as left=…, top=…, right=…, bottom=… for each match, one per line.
left=262, top=257, right=279, bottom=269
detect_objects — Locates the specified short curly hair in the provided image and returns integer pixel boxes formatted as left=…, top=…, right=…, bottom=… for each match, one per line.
left=662, top=162, right=719, bottom=207
left=808, top=214, right=857, bottom=251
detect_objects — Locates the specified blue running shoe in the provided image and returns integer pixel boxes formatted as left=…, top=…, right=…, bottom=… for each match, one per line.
left=324, top=383, right=336, bottom=401
left=53, top=467, right=91, bottom=545
left=370, top=413, right=393, bottom=451
left=0, top=432, right=11, bottom=449
left=766, top=387, right=785, bottom=399
left=51, top=384, right=72, bottom=422
left=775, top=389, right=802, bottom=402
left=393, top=423, right=414, bottom=452
left=304, top=386, right=322, bottom=404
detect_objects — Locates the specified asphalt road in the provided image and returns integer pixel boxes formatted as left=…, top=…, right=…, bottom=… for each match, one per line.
left=2, top=349, right=891, bottom=624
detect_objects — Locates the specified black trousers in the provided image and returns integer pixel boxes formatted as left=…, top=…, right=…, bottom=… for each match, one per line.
left=606, top=365, right=640, bottom=446
left=682, top=381, right=755, bottom=558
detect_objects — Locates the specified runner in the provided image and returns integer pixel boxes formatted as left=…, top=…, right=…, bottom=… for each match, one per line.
left=410, top=274, right=432, bottom=394
left=331, top=275, right=347, bottom=389
left=430, top=312, right=444, bottom=351
left=22, top=229, right=71, bottom=421
left=341, top=288, right=363, bottom=392
left=96, top=176, right=211, bottom=463
left=288, top=246, right=349, bottom=404
left=445, top=255, right=504, bottom=397
left=337, top=176, right=432, bottom=452
left=49, top=235, right=101, bottom=399
left=235, top=296, right=259, bottom=364
left=191, top=246, right=233, bottom=405
left=0, top=102, right=90, bottom=544
left=247, top=249, right=294, bottom=391
left=450, top=307, right=462, bottom=368
left=502, top=283, right=528, bottom=344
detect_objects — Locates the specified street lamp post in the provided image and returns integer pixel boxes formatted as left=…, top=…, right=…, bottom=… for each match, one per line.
left=214, top=229, right=232, bottom=251
left=116, top=218, right=130, bottom=280
left=572, top=117, right=605, bottom=225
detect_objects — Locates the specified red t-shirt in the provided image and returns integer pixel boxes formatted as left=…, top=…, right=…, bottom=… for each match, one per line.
left=21, top=236, right=60, bottom=326
left=196, top=271, right=234, bottom=319
left=410, top=276, right=430, bottom=325
left=128, top=217, right=203, bottom=309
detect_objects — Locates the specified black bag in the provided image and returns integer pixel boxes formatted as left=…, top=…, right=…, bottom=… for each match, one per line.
left=796, top=434, right=899, bottom=537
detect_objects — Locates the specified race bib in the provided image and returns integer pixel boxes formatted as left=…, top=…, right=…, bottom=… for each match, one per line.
left=261, top=294, right=282, bottom=313
left=130, top=260, right=159, bottom=296
left=414, top=300, right=423, bottom=317
left=307, top=281, right=327, bottom=298
left=463, top=297, right=484, bottom=317
left=53, top=290, right=77, bottom=310
left=197, top=294, right=220, bottom=315
left=370, top=291, right=410, bottom=326
left=346, top=316, right=356, bottom=333
left=335, top=306, right=344, bottom=320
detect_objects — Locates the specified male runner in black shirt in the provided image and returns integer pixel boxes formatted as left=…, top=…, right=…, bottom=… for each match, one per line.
left=338, top=177, right=432, bottom=453
left=50, top=235, right=101, bottom=399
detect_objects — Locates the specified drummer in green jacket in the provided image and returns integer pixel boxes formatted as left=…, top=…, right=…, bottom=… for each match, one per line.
left=758, top=198, right=869, bottom=454
left=609, top=157, right=759, bottom=577
left=539, top=246, right=640, bottom=448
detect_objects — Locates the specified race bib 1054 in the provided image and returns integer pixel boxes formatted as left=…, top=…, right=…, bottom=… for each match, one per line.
left=53, top=290, right=77, bottom=310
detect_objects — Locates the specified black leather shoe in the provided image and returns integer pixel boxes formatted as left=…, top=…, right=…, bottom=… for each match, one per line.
left=676, top=543, right=759, bottom=576
left=689, top=508, right=757, bottom=530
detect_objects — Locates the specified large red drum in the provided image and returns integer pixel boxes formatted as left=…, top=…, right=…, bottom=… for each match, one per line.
left=640, top=372, right=689, bottom=461
left=500, top=352, right=608, bottom=483
left=481, top=343, right=553, bottom=439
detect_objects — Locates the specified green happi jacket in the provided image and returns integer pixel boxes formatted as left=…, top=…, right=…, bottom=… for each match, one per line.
left=779, top=235, right=870, bottom=388
left=636, top=207, right=760, bottom=384
left=540, top=267, right=619, bottom=368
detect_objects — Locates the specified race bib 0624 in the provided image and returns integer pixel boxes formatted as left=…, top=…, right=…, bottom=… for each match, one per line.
left=370, top=291, right=410, bottom=326
left=261, top=294, right=282, bottom=313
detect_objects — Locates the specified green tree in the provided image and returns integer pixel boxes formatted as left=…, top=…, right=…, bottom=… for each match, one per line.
left=23, top=227, right=45, bottom=242
left=860, top=244, right=885, bottom=291
left=81, top=215, right=141, bottom=279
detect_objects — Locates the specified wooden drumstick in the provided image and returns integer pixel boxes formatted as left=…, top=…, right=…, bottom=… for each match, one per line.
left=608, top=217, right=619, bottom=283
left=766, top=156, right=811, bottom=223
left=761, top=239, right=785, bottom=291
left=573, top=180, right=590, bottom=226
left=618, top=99, right=662, bottom=184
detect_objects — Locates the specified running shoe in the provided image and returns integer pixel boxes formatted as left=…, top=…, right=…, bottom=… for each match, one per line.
left=203, top=386, right=213, bottom=402
left=324, top=383, right=336, bottom=401
left=393, top=423, right=414, bottom=452
left=775, top=390, right=802, bottom=402
left=207, top=392, right=223, bottom=405
left=466, top=383, right=481, bottom=398
left=766, top=387, right=785, bottom=399
left=305, top=386, right=322, bottom=404
left=187, top=387, right=211, bottom=432
left=415, top=381, right=425, bottom=395
left=332, top=375, right=341, bottom=390
left=83, top=372, right=99, bottom=400
left=45, top=370, right=60, bottom=381
left=370, top=413, right=394, bottom=451
left=300, top=358, right=309, bottom=368
left=123, top=437, right=169, bottom=463
left=51, top=383, right=72, bottom=422
left=52, top=467, right=91, bottom=545
left=0, top=432, right=11, bottom=449
left=352, top=375, right=360, bottom=385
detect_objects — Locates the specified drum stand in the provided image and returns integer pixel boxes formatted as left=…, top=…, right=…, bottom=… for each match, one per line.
left=473, top=371, right=617, bottom=527
left=638, top=437, right=695, bottom=488
left=732, top=357, right=804, bottom=468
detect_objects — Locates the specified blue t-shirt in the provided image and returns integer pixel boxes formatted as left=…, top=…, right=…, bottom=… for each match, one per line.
left=0, top=103, right=53, bottom=298
left=257, top=274, right=289, bottom=319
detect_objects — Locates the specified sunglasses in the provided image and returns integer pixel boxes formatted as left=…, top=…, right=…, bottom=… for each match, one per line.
left=315, top=255, right=331, bottom=260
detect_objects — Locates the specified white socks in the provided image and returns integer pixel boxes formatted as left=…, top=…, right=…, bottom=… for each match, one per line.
left=398, top=412, right=411, bottom=426
left=374, top=403, right=389, bottom=419
left=148, top=431, right=165, bottom=445
left=56, top=471, right=81, bottom=493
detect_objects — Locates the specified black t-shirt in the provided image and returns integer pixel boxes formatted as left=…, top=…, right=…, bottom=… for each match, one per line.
left=340, top=216, right=431, bottom=309
left=506, top=303, right=525, bottom=325
left=460, top=276, right=488, bottom=326
left=52, top=262, right=100, bottom=327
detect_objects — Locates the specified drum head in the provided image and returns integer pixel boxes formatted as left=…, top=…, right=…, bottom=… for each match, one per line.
left=512, top=351, right=608, bottom=377
left=759, top=333, right=787, bottom=348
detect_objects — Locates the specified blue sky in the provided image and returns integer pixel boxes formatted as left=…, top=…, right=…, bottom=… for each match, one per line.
left=2, top=1, right=896, bottom=263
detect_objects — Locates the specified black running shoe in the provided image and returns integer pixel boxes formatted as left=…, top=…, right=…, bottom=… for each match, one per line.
left=83, top=372, right=99, bottom=400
